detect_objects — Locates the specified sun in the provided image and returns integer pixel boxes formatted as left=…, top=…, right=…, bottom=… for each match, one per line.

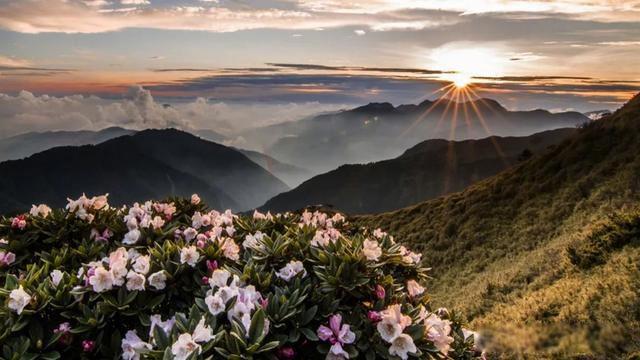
left=450, top=73, right=472, bottom=88
left=426, top=44, right=508, bottom=88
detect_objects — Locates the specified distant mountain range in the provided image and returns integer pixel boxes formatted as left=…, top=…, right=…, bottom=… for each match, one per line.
left=240, top=98, right=589, bottom=174
left=261, top=128, right=576, bottom=213
left=0, top=129, right=288, bottom=213
left=236, top=149, right=313, bottom=188
left=0, top=126, right=312, bottom=188
left=355, top=93, right=640, bottom=356
left=0, top=127, right=135, bottom=162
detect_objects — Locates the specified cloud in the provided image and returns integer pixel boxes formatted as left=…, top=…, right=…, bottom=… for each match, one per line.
left=354, top=29, right=366, bottom=35
left=264, top=63, right=449, bottom=74
left=0, top=55, right=71, bottom=72
left=0, top=0, right=461, bottom=33
left=0, top=85, right=346, bottom=138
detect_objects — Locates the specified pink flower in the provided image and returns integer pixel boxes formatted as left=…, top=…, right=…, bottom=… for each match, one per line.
left=82, top=340, right=95, bottom=352
left=54, top=322, right=73, bottom=345
left=259, top=297, right=269, bottom=309
left=90, top=228, right=112, bottom=242
left=196, top=239, right=206, bottom=248
left=375, top=285, right=386, bottom=299
left=367, top=310, right=382, bottom=323
left=0, top=251, right=16, bottom=267
left=11, top=215, right=26, bottom=230
left=317, top=314, right=356, bottom=358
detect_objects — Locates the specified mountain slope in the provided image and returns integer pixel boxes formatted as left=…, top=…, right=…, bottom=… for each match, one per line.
left=0, top=129, right=289, bottom=212
left=261, top=128, right=575, bottom=214
left=0, top=127, right=135, bottom=162
left=355, top=93, right=640, bottom=357
left=260, top=98, right=588, bottom=173
left=238, top=149, right=313, bottom=188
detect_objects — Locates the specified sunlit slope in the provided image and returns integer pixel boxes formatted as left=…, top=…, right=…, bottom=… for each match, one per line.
left=355, top=93, right=640, bottom=356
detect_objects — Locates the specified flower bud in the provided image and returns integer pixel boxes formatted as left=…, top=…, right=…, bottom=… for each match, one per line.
left=435, top=307, right=450, bottom=319
left=375, top=285, right=386, bottom=299
left=277, top=346, right=296, bottom=360
left=82, top=340, right=95, bottom=352
left=206, top=260, right=218, bottom=272
left=367, top=310, right=382, bottom=323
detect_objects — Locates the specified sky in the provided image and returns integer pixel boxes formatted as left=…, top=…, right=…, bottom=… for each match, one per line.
left=0, top=0, right=639, bottom=136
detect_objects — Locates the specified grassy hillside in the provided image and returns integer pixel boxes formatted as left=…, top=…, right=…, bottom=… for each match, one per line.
left=355, top=93, right=640, bottom=357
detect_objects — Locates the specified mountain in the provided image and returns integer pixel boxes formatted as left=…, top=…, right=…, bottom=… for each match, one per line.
left=247, top=98, right=588, bottom=174
left=237, top=149, right=313, bottom=188
left=0, top=127, right=135, bottom=162
left=0, top=127, right=313, bottom=187
left=355, top=93, right=640, bottom=357
left=261, top=128, right=576, bottom=214
left=194, top=129, right=228, bottom=143
left=0, top=129, right=289, bottom=213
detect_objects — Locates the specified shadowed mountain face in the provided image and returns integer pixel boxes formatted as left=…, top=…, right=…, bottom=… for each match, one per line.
left=261, top=128, right=576, bottom=214
left=0, top=127, right=135, bottom=162
left=237, top=149, right=313, bottom=188
left=244, top=98, right=588, bottom=174
left=355, top=93, right=640, bottom=356
left=0, top=129, right=289, bottom=213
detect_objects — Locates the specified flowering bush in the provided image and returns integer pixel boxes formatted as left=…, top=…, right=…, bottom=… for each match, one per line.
left=0, top=194, right=482, bottom=359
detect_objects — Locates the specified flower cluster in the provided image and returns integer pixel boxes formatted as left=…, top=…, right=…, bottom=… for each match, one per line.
left=0, top=194, right=482, bottom=359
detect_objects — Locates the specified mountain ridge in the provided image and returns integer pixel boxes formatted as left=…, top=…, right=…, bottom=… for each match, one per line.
left=260, top=128, right=576, bottom=214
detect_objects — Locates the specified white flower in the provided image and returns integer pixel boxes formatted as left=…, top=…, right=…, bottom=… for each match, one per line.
left=148, top=271, right=167, bottom=290
left=377, top=304, right=412, bottom=342
left=362, top=239, right=382, bottom=261
left=399, top=246, right=422, bottom=264
left=171, top=333, right=201, bottom=360
left=406, top=280, right=425, bottom=297
left=191, top=193, right=201, bottom=205
left=149, top=314, right=175, bottom=339
left=50, top=270, right=64, bottom=287
left=180, top=246, right=199, bottom=267
left=205, top=293, right=226, bottom=315
left=225, top=226, right=235, bottom=237
left=89, top=266, right=114, bottom=292
left=0, top=238, right=7, bottom=244
left=376, top=317, right=403, bottom=342
left=242, top=231, right=264, bottom=249
left=462, top=328, right=481, bottom=348
left=221, top=238, right=240, bottom=261
left=191, top=212, right=205, bottom=229
left=30, top=204, right=52, bottom=218
left=132, top=255, right=150, bottom=275
left=121, top=330, right=152, bottom=360
left=183, top=227, right=198, bottom=241
left=424, top=313, right=454, bottom=354
left=276, top=260, right=306, bottom=281
left=388, top=334, right=417, bottom=360
left=126, top=270, right=146, bottom=291
left=91, top=194, right=109, bottom=210
left=123, top=229, right=141, bottom=245
left=216, top=285, right=240, bottom=304
left=150, top=216, right=165, bottom=230
left=373, top=228, right=387, bottom=239
left=126, top=216, right=139, bottom=231
left=209, top=269, right=231, bottom=288
left=192, top=318, right=214, bottom=343
left=8, top=285, right=31, bottom=315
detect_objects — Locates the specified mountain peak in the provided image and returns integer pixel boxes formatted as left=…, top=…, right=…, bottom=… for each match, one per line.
left=352, top=102, right=396, bottom=114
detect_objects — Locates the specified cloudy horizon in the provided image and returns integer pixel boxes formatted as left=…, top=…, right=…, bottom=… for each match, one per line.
left=0, top=0, right=639, bottom=136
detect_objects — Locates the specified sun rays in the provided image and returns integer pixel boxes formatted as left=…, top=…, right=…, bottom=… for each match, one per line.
left=397, top=77, right=511, bottom=195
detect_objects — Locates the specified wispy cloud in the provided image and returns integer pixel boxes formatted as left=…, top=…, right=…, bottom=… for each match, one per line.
left=0, top=0, right=462, bottom=34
